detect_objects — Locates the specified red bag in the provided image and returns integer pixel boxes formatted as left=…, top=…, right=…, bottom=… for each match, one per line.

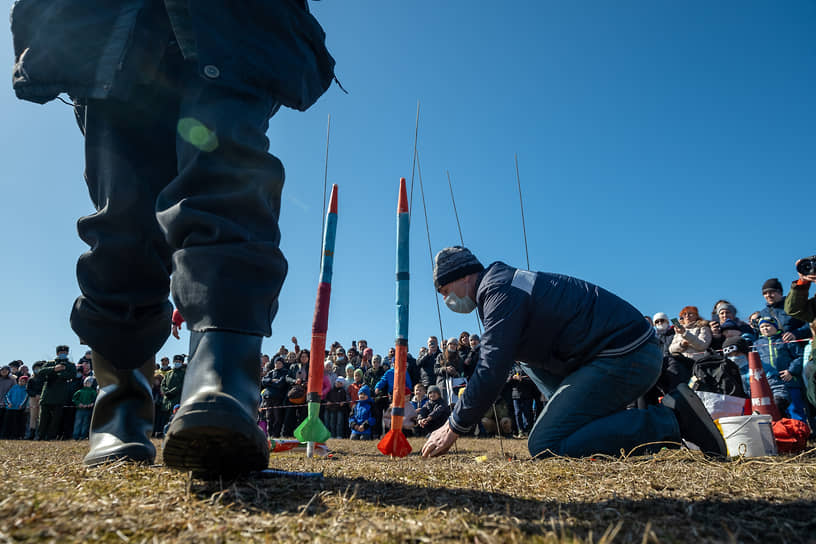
left=772, top=418, right=811, bottom=454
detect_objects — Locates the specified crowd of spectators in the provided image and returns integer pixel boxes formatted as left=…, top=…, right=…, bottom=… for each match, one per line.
left=4, top=268, right=815, bottom=444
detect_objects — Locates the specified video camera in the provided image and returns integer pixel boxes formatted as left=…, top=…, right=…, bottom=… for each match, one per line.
left=797, top=255, right=816, bottom=276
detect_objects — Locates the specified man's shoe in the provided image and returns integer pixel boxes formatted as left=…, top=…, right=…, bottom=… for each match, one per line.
left=662, top=383, right=727, bottom=457
left=83, top=354, right=156, bottom=466
left=162, top=331, right=268, bottom=476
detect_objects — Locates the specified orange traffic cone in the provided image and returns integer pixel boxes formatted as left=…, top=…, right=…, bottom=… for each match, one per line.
left=747, top=351, right=782, bottom=421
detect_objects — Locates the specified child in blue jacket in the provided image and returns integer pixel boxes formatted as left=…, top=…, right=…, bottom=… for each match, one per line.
left=755, top=317, right=805, bottom=421
left=349, top=385, right=376, bottom=440
left=3, top=375, right=30, bottom=438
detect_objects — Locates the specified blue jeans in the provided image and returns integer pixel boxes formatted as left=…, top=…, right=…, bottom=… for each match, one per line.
left=523, top=340, right=680, bottom=458
left=513, top=398, right=534, bottom=433
left=72, top=408, right=92, bottom=440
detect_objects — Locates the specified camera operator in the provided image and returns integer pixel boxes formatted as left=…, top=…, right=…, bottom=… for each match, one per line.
left=785, top=256, right=816, bottom=325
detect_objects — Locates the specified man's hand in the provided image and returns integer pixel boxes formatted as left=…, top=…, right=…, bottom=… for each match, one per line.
left=779, top=370, right=793, bottom=382
left=291, top=336, right=298, bottom=344
left=674, top=324, right=686, bottom=335
left=171, top=323, right=180, bottom=339
left=781, top=332, right=796, bottom=343
left=421, top=421, right=459, bottom=458
left=54, top=364, right=65, bottom=372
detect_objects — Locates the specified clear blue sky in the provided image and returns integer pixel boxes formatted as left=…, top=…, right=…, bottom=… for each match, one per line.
left=2, top=1, right=814, bottom=365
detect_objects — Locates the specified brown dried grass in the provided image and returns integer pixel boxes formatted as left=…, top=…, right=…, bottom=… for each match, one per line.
left=1, top=437, right=815, bottom=543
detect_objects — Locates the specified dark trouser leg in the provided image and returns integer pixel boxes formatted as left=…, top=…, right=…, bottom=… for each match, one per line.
left=70, top=83, right=179, bottom=369
left=155, top=68, right=287, bottom=336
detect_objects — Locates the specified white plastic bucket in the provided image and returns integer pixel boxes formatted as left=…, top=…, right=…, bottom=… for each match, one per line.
left=716, top=415, right=777, bottom=458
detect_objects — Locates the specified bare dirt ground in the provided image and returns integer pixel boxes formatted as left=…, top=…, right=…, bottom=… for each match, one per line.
left=1, top=436, right=815, bottom=543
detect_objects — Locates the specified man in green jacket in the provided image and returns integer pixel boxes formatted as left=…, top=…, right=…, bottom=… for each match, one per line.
left=161, top=356, right=186, bottom=413
left=38, top=345, right=77, bottom=440
left=785, top=257, right=816, bottom=323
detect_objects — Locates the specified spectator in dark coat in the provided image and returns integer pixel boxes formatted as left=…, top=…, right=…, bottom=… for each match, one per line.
left=759, top=278, right=811, bottom=341
left=418, top=337, right=441, bottom=387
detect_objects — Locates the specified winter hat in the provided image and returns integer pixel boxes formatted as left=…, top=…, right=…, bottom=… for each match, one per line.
left=758, top=316, right=779, bottom=331
left=83, top=376, right=95, bottom=387
left=363, top=347, right=373, bottom=357
left=653, top=312, right=669, bottom=323
left=354, top=368, right=364, bottom=377
left=358, top=385, right=372, bottom=398
left=722, top=336, right=749, bottom=354
left=428, top=385, right=442, bottom=395
left=334, top=376, right=346, bottom=386
left=715, top=302, right=737, bottom=316
left=433, top=246, right=484, bottom=289
left=720, top=319, right=740, bottom=332
left=173, top=354, right=185, bottom=362
left=345, top=363, right=355, bottom=373
left=762, top=278, right=783, bottom=293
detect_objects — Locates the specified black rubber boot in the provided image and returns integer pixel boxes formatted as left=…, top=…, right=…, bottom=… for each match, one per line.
left=83, top=354, right=156, bottom=466
left=662, top=383, right=728, bottom=457
left=162, top=331, right=268, bottom=476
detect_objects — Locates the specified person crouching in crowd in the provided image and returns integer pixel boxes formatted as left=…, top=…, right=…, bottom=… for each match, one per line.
left=349, top=385, right=376, bottom=440
left=669, top=306, right=712, bottom=361
left=416, top=385, right=450, bottom=434
left=755, top=316, right=806, bottom=421
left=2, top=374, right=29, bottom=439
left=722, top=336, right=787, bottom=409
left=72, top=377, right=98, bottom=440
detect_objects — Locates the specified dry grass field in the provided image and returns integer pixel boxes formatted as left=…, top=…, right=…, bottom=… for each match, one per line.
left=1, top=436, right=815, bottom=543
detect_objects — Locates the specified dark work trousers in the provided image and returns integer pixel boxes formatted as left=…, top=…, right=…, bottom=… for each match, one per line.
left=69, top=44, right=287, bottom=369
left=38, top=404, right=64, bottom=441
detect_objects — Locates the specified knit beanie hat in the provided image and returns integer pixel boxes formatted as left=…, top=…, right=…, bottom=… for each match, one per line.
left=433, top=246, right=484, bottom=289
left=715, top=302, right=737, bottom=316
left=427, top=385, right=442, bottom=395
left=720, top=319, right=739, bottom=332
left=762, top=278, right=783, bottom=293
left=653, top=312, right=669, bottom=322
left=758, top=316, right=779, bottom=331
left=722, top=336, right=749, bottom=354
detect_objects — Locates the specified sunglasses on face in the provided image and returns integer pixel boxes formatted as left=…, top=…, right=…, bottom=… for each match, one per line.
left=722, top=345, right=739, bottom=355
left=654, top=319, right=668, bottom=324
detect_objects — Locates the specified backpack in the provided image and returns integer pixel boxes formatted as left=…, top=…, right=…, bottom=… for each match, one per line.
left=689, top=354, right=747, bottom=398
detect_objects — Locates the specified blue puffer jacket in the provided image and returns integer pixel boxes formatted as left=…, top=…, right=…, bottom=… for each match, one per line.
left=451, top=262, right=654, bottom=434
left=348, top=385, right=376, bottom=437
left=374, top=368, right=413, bottom=396
left=754, top=333, right=803, bottom=389
left=10, top=0, right=335, bottom=111
left=4, top=384, right=29, bottom=410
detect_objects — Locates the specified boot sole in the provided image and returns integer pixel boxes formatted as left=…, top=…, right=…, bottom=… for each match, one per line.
left=84, top=443, right=156, bottom=467
left=664, top=384, right=728, bottom=457
left=162, top=401, right=269, bottom=476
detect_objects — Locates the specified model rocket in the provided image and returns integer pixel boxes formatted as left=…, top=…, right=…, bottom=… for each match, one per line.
left=294, top=184, right=337, bottom=452
left=378, top=178, right=413, bottom=458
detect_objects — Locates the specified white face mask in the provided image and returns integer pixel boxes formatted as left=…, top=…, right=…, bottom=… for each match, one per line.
left=655, top=323, right=669, bottom=332
left=445, top=292, right=477, bottom=314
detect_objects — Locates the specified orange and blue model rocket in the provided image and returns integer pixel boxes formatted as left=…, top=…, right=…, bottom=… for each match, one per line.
left=294, top=184, right=337, bottom=450
left=378, top=178, right=412, bottom=458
